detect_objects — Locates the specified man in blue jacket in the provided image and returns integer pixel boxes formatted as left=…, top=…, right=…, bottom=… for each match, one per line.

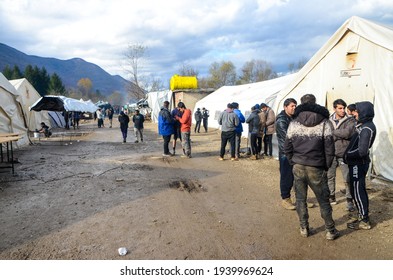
left=232, top=102, right=245, bottom=159
left=158, top=101, right=174, bottom=156
left=344, top=101, right=376, bottom=230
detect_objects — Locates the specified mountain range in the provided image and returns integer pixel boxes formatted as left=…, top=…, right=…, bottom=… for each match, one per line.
left=0, top=43, right=128, bottom=96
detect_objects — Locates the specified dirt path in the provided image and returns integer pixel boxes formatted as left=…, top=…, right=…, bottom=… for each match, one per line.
left=1, top=119, right=393, bottom=260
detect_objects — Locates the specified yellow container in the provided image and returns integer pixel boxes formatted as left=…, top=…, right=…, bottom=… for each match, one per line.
left=170, top=75, right=198, bottom=90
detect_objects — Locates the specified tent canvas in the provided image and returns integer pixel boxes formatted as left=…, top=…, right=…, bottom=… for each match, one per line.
left=10, top=78, right=50, bottom=132
left=0, top=73, right=28, bottom=146
left=273, top=16, right=393, bottom=181
left=30, top=95, right=99, bottom=113
left=194, top=74, right=296, bottom=136
left=146, top=90, right=173, bottom=123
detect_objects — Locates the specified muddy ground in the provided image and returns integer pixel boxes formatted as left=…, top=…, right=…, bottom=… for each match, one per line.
left=1, top=118, right=393, bottom=260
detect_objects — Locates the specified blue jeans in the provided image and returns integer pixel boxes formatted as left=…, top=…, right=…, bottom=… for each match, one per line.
left=293, top=164, right=335, bottom=231
left=279, top=155, right=293, bottom=199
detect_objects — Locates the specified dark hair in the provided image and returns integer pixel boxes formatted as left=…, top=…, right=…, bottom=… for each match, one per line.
left=260, top=103, right=268, bottom=108
left=231, top=102, right=239, bottom=109
left=163, top=101, right=170, bottom=107
left=300, top=94, right=316, bottom=104
left=135, top=109, right=140, bottom=113
left=283, top=98, right=297, bottom=107
left=347, top=103, right=356, bottom=112
left=227, top=103, right=234, bottom=109
left=333, top=99, right=347, bottom=108
left=177, top=102, right=186, bottom=109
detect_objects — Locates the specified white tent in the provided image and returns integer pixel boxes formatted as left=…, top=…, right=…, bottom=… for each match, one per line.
left=10, top=78, right=50, bottom=132
left=194, top=74, right=296, bottom=136
left=273, top=16, right=393, bottom=181
left=30, top=95, right=99, bottom=113
left=146, top=90, right=173, bottom=123
left=0, top=73, right=29, bottom=146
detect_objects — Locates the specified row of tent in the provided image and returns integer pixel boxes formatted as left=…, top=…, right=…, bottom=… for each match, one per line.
left=147, top=16, right=393, bottom=181
left=0, top=73, right=99, bottom=147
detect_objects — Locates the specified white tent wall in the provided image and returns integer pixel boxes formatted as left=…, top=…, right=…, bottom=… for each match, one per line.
left=0, top=73, right=29, bottom=147
left=194, top=74, right=296, bottom=137
left=273, top=16, right=393, bottom=181
left=146, top=90, right=172, bottom=123
left=10, top=78, right=50, bottom=132
left=48, top=111, right=66, bottom=128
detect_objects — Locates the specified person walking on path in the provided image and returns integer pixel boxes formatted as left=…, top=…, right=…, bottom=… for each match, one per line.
left=202, top=107, right=209, bottom=132
left=108, top=108, right=114, bottom=128
left=344, top=101, right=376, bottom=230
left=232, top=102, right=245, bottom=159
left=276, top=98, right=297, bottom=210
left=327, top=99, right=356, bottom=209
left=176, top=102, right=192, bottom=158
left=132, top=109, right=145, bottom=143
left=261, top=103, right=275, bottom=158
left=246, top=105, right=261, bottom=160
left=284, top=94, right=339, bottom=240
left=194, top=108, right=202, bottom=133
left=158, top=101, right=174, bottom=156
left=171, top=106, right=182, bottom=155
left=218, top=103, right=240, bottom=161
left=118, top=111, right=130, bottom=143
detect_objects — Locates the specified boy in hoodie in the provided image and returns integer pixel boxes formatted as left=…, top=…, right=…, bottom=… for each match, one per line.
left=284, top=94, right=339, bottom=240
left=344, top=101, right=376, bottom=230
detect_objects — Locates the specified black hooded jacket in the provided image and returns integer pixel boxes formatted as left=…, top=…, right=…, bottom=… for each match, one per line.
left=344, top=101, right=376, bottom=165
left=284, top=103, right=335, bottom=169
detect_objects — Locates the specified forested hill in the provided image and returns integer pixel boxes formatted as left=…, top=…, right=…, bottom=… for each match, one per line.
left=0, top=43, right=127, bottom=96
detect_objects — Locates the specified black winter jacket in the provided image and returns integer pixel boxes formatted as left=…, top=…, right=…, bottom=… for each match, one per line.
left=276, top=110, right=292, bottom=156
left=284, top=103, right=335, bottom=169
left=344, top=101, right=376, bottom=165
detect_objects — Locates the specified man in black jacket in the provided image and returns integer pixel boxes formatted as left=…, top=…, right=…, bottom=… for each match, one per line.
left=276, top=98, right=297, bottom=210
left=284, top=94, right=339, bottom=240
left=344, top=101, right=376, bottom=230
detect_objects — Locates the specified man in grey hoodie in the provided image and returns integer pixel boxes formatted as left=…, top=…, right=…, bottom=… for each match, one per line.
left=218, top=103, right=240, bottom=161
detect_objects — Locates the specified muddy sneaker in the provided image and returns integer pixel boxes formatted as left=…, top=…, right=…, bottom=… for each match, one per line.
left=326, top=228, right=340, bottom=240
left=347, top=216, right=360, bottom=229
left=358, top=220, right=371, bottom=230
left=282, top=198, right=296, bottom=210
left=218, top=157, right=224, bottom=161
left=329, top=195, right=337, bottom=205
left=300, top=227, right=309, bottom=238
left=230, top=157, right=239, bottom=161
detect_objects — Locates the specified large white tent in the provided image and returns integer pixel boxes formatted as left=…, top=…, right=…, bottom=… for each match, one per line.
left=273, top=16, right=393, bottom=181
left=10, top=78, right=50, bottom=132
left=146, top=90, right=172, bottom=123
left=0, top=73, right=28, bottom=146
left=194, top=74, right=296, bottom=136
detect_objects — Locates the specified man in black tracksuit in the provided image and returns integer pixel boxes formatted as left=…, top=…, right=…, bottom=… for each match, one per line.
left=344, top=101, right=376, bottom=230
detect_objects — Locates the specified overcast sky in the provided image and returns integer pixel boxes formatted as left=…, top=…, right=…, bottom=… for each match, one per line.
left=1, top=0, right=393, bottom=86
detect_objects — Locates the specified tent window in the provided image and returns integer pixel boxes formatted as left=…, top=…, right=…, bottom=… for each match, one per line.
left=346, top=33, right=360, bottom=54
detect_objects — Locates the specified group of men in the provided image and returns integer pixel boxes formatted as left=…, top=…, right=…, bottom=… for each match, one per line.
left=157, top=95, right=376, bottom=241
left=118, top=109, right=145, bottom=143
left=278, top=94, right=376, bottom=240
left=217, top=102, right=276, bottom=161
left=158, top=101, right=196, bottom=158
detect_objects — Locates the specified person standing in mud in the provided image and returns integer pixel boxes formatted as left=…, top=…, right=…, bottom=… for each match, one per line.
left=158, top=101, right=174, bottom=156
left=132, top=109, right=145, bottom=143
left=171, top=106, right=182, bottom=155
left=344, top=101, right=376, bottom=230
left=175, top=102, right=192, bottom=158
left=202, top=107, right=209, bottom=132
left=118, top=111, right=130, bottom=143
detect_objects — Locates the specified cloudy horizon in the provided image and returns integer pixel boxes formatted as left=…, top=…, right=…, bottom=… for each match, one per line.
left=1, top=0, right=393, bottom=87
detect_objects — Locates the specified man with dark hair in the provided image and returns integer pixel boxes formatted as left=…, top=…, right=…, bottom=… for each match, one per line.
left=327, top=99, right=356, bottom=210
left=246, top=105, right=261, bottom=160
left=276, top=98, right=297, bottom=210
left=232, top=102, right=245, bottom=159
left=132, top=109, right=145, bottom=143
left=158, top=101, right=174, bottom=156
left=218, top=103, right=239, bottom=161
left=175, top=102, right=192, bottom=158
left=171, top=105, right=182, bottom=155
left=118, top=111, right=130, bottom=143
left=284, top=94, right=339, bottom=240
left=194, top=108, right=202, bottom=133
left=202, top=107, right=209, bottom=132
left=260, top=103, right=275, bottom=158
left=344, top=101, right=376, bottom=230
left=347, top=104, right=356, bottom=116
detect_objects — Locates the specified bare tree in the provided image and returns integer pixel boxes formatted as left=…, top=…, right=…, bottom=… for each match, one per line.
left=124, top=43, right=148, bottom=101
left=288, top=57, right=308, bottom=73
left=238, top=59, right=276, bottom=84
left=178, top=63, right=199, bottom=77
left=207, top=61, right=237, bottom=89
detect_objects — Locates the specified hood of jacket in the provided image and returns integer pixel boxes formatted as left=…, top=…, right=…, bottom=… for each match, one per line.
left=294, top=103, right=329, bottom=127
left=356, top=101, right=374, bottom=123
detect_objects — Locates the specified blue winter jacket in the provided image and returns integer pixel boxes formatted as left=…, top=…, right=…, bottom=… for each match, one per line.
left=158, top=107, right=174, bottom=136
left=233, top=109, right=245, bottom=133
